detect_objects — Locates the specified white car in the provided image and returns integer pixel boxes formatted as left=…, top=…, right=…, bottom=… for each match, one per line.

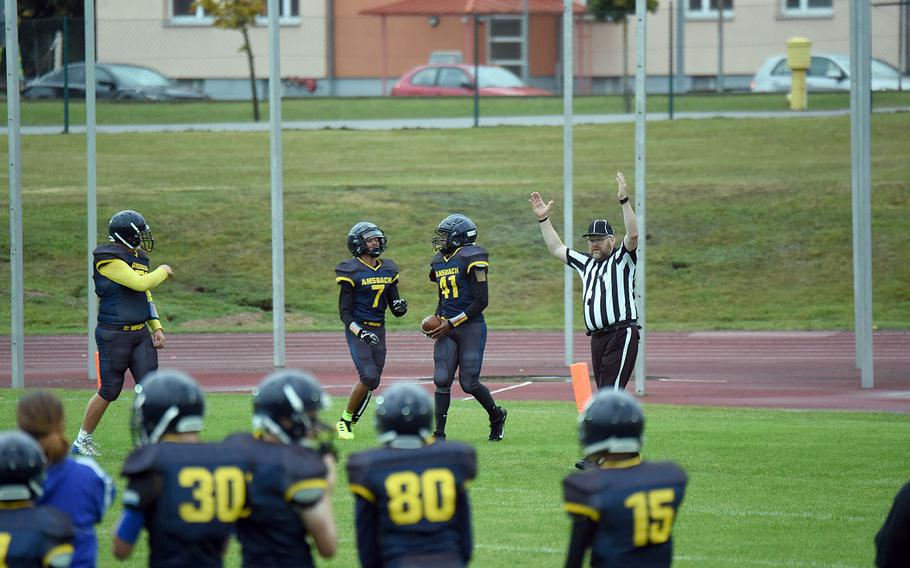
left=750, top=53, right=909, bottom=93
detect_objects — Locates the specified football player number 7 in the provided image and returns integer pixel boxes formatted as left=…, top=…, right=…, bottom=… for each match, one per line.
left=624, top=489, right=676, bottom=547
left=385, top=469, right=457, bottom=525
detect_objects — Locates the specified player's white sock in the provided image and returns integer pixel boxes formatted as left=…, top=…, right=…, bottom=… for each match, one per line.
left=77, top=429, right=91, bottom=442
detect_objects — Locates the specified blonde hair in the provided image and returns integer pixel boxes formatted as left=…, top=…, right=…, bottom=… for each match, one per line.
left=17, top=391, right=69, bottom=464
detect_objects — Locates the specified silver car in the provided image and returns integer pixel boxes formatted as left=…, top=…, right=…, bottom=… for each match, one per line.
left=750, top=53, right=908, bottom=93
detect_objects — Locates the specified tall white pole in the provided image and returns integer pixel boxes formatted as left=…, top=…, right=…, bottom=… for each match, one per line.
left=5, top=0, right=24, bottom=388
left=849, top=0, right=874, bottom=388
left=268, top=0, right=286, bottom=368
left=633, top=0, right=648, bottom=395
left=562, top=0, right=574, bottom=366
left=85, top=0, right=98, bottom=380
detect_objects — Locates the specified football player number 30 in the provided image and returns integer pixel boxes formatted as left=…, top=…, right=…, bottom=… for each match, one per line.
left=624, top=489, right=676, bottom=547
left=385, top=469, right=457, bottom=525
left=178, top=466, right=247, bottom=523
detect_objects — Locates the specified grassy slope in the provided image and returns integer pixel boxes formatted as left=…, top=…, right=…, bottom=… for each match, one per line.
left=0, top=114, right=908, bottom=333
left=0, top=390, right=907, bottom=567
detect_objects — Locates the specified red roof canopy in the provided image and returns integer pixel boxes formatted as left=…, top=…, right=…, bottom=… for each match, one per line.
left=361, top=0, right=587, bottom=16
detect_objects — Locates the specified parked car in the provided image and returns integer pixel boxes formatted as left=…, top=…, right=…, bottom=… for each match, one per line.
left=750, top=53, right=909, bottom=93
left=391, top=64, right=552, bottom=97
left=23, top=63, right=209, bottom=101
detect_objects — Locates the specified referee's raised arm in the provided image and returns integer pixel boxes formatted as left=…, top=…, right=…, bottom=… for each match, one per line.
left=615, top=172, right=639, bottom=252
left=529, top=192, right=568, bottom=260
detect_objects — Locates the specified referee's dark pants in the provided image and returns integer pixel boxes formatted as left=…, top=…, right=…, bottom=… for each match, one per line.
left=590, top=323, right=640, bottom=391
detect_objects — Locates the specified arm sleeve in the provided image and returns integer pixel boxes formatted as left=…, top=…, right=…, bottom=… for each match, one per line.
left=354, top=496, right=382, bottom=568
left=386, top=280, right=401, bottom=303
left=338, top=282, right=356, bottom=328
left=98, top=259, right=168, bottom=292
left=462, top=269, right=489, bottom=321
left=564, top=515, right=597, bottom=568
left=457, top=490, right=474, bottom=563
left=115, top=508, right=145, bottom=545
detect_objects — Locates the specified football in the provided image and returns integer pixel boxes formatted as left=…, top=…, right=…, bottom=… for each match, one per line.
left=421, top=315, right=443, bottom=334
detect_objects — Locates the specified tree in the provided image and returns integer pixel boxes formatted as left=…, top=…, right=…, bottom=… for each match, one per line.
left=195, top=0, right=264, bottom=121
left=587, top=0, right=658, bottom=113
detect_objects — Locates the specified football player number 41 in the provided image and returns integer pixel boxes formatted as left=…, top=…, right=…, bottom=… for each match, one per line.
left=385, top=468, right=457, bottom=525
left=624, top=489, right=676, bottom=547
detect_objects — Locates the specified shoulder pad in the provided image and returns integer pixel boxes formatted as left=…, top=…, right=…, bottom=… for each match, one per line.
left=345, top=449, right=372, bottom=484
left=381, top=258, right=400, bottom=274
left=121, top=444, right=160, bottom=476
left=40, top=506, right=75, bottom=539
left=459, top=246, right=489, bottom=263
left=93, top=244, right=128, bottom=262
left=335, top=258, right=360, bottom=274
left=223, top=432, right=255, bottom=446
left=430, top=252, right=444, bottom=265
left=443, top=441, right=478, bottom=479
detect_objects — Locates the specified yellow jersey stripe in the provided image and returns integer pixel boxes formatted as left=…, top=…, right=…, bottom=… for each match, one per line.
left=466, top=261, right=489, bottom=273
left=43, top=543, right=74, bottom=567
left=284, top=478, right=328, bottom=501
left=601, top=456, right=643, bottom=469
left=336, top=276, right=355, bottom=286
left=350, top=484, right=376, bottom=503
left=564, top=502, right=600, bottom=521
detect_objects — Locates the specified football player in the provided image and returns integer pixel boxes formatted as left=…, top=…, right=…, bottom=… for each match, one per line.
left=113, top=370, right=242, bottom=567
left=335, top=221, right=408, bottom=440
left=228, top=370, right=338, bottom=567
left=876, top=479, right=910, bottom=567
left=73, top=209, right=174, bottom=457
left=563, top=390, right=688, bottom=567
left=0, top=430, right=75, bottom=568
left=347, top=383, right=476, bottom=568
left=426, top=214, right=507, bottom=441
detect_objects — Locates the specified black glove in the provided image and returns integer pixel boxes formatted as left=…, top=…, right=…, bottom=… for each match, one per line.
left=358, top=329, right=380, bottom=345
left=391, top=298, right=408, bottom=317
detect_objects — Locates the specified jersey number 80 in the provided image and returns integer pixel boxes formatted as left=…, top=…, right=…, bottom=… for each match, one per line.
left=385, top=468, right=457, bottom=525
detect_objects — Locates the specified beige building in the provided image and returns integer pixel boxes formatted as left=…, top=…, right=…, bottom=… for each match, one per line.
left=94, top=0, right=904, bottom=96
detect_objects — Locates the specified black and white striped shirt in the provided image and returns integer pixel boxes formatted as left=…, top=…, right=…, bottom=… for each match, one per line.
left=565, top=245, right=638, bottom=332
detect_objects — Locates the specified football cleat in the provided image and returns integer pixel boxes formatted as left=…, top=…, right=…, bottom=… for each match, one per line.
left=488, top=407, right=507, bottom=441
left=336, top=419, right=354, bottom=441
left=575, top=457, right=595, bottom=471
left=71, top=436, right=101, bottom=457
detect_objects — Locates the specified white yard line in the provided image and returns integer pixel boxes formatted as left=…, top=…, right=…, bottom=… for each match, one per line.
left=461, top=380, right=533, bottom=401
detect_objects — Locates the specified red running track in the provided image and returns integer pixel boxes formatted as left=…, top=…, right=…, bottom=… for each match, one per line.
left=1, top=331, right=908, bottom=413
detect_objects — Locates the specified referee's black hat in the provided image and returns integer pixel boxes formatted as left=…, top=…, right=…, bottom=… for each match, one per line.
left=583, top=219, right=614, bottom=238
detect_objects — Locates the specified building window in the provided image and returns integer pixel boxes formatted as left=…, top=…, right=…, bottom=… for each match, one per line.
left=687, top=0, right=733, bottom=18
left=256, top=0, right=300, bottom=23
left=170, top=0, right=299, bottom=25
left=782, top=0, right=833, bottom=16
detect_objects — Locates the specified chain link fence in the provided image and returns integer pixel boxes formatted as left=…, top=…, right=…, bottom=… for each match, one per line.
left=1, top=0, right=907, bottom=129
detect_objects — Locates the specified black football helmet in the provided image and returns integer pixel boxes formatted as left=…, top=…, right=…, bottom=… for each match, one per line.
left=252, top=370, right=329, bottom=446
left=0, top=430, right=47, bottom=502
left=374, top=383, right=433, bottom=448
left=132, top=370, right=205, bottom=446
left=347, top=221, right=387, bottom=258
left=109, top=209, right=155, bottom=252
left=432, top=214, right=477, bottom=253
left=579, top=390, right=644, bottom=457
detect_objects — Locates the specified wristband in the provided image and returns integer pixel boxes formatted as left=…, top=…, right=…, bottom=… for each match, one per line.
left=619, top=197, right=629, bottom=205
left=538, top=217, right=549, bottom=223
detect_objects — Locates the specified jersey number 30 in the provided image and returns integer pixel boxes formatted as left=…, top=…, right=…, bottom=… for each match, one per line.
left=624, top=489, right=676, bottom=547
left=385, top=469, right=457, bottom=525
left=178, top=466, right=248, bottom=523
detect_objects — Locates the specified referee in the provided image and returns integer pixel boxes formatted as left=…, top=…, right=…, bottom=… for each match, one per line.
left=529, top=171, right=640, bottom=392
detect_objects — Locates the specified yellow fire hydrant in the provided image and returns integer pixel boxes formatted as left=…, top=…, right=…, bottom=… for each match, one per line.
left=787, top=37, right=812, bottom=111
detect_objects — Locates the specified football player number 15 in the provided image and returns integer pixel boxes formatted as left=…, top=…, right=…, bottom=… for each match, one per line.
left=178, top=466, right=248, bottom=523
left=624, top=489, right=676, bottom=547
left=385, top=469, right=457, bottom=525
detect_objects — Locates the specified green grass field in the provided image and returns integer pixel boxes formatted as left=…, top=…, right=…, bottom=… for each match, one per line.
left=1, top=113, right=909, bottom=334
left=0, top=389, right=907, bottom=567
left=4, top=91, right=910, bottom=126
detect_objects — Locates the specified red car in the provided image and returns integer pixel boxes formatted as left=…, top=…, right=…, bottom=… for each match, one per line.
left=391, top=64, right=552, bottom=97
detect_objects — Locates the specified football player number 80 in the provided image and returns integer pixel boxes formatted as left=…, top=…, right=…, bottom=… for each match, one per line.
left=624, top=489, right=676, bottom=547
left=178, top=466, right=248, bottom=523
left=385, top=468, right=457, bottom=525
